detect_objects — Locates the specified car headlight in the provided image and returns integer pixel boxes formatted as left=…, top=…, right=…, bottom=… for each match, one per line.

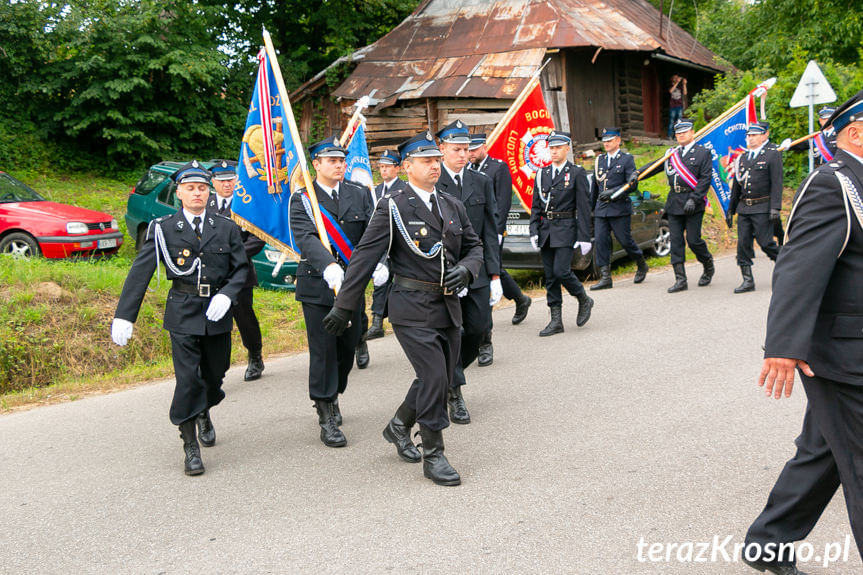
left=66, top=222, right=88, bottom=235
left=264, top=248, right=282, bottom=263
left=110, top=218, right=118, bottom=230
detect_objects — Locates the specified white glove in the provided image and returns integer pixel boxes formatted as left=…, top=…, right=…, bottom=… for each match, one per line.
left=575, top=241, right=592, bottom=255
left=323, top=263, right=344, bottom=291
left=457, top=287, right=468, bottom=298
left=497, top=234, right=503, bottom=245
left=111, top=318, right=133, bottom=346
left=778, top=138, right=792, bottom=151
left=206, top=293, right=232, bottom=322
left=489, top=278, right=503, bottom=306
left=530, top=235, right=539, bottom=250
left=372, top=263, right=389, bottom=287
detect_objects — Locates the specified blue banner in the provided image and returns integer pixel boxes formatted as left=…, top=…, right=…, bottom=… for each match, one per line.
left=344, top=122, right=373, bottom=191
left=696, top=105, right=748, bottom=216
left=231, top=50, right=303, bottom=255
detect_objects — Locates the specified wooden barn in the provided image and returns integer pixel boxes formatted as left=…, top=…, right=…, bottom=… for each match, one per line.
left=291, top=0, right=728, bottom=153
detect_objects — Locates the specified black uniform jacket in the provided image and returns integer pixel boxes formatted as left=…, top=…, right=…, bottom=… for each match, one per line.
left=764, top=150, right=863, bottom=385
left=437, top=168, right=500, bottom=286
left=289, top=180, right=373, bottom=307
left=663, top=144, right=713, bottom=216
left=115, top=211, right=248, bottom=336
left=473, top=155, right=513, bottom=235
left=206, top=195, right=266, bottom=288
left=374, top=178, right=408, bottom=203
left=729, top=144, right=784, bottom=215
left=528, top=161, right=591, bottom=248
left=334, top=186, right=484, bottom=329
left=590, top=151, right=638, bottom=218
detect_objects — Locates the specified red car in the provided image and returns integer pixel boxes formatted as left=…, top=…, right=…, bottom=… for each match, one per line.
left=0, top=171, right=123, bottom=258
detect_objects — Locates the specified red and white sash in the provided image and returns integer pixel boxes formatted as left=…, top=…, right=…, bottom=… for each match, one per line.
left=669, top=148, right=698, bottom=189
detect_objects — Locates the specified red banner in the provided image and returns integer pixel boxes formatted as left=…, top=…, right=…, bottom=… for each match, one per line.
left=487, top=80, right=555, bottom=211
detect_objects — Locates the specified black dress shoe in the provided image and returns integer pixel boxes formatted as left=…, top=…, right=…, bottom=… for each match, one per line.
left=742, top=557, right=802, bottom=575
left=356, top=341, right=369, bottom=369
left=314, top=400, right=347, bottom=447
left=512, top=294, right=532, bottom=325
left=477, top=343, right=493, bottom=366
left=244, top=355, right=264, bottom=381
left=196, top=409, right=216, bottom=447
left=179, top=420, right=204, bottom=476
left=447, top=386, right=471, bottom=424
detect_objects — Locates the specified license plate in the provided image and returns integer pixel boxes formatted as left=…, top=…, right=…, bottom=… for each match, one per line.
left=97, top=238, right=117, bottom=249
left=506, top=224, right=530, bottom=236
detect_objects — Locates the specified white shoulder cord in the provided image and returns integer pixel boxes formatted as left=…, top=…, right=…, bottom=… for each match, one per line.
left=152, top=221, right=202, bottom=290
left=836, top=171, right=860, bottom=256
left=389, top=198, right=446, bottom=286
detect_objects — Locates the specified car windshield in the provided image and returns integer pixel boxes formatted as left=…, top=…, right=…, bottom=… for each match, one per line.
left=0, top=173, right=44, bottom=203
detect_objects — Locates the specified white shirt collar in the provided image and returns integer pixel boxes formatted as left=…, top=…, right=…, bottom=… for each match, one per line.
left=383, top=177, right=399, bottom=189
left=442, top=163, right=465, bottom=183
left=408, top=182, right=436, bottom=212
left=748, top=141, right=768, bottom=156
left=682, top=142, right=695, bottom=155
left=845, top=149, right=863, bottom=167
left=217, top=195, right=232, bottom=210
left=316, top=180, right=340, bottom=198
left=183, top=209, right=205, bottom=228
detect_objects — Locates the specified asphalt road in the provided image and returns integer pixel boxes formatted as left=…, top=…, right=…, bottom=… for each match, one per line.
left=1, top=256, right=858, bottom=575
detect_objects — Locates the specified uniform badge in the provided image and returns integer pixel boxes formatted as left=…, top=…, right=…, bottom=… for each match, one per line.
left=208, top=217, right=214, bottom=226
left=414, top=240, right=420, bottom=247
left=564, top=172, right=570, bottom=186
left=177, top=258, right=185, bottom=266
left=182, top=249, right=190, bottom=257
left=420, top=227, right=428, bottom=236
left=177, top=220, right=184, bottom=229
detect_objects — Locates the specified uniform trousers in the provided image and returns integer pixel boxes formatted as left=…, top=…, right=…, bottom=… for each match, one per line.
left=745, top=403, right=838, bottom=560
left=499, top=239, right=523, bottom=302
left=232, top=285, right=262, bottom=357
left=392, top=324, right=460, bottom=431
left=737, top=213, right=780, bottom=266
left=301, top=302, right=362, bottom=401
left=594, top=215, right=643, bottom=267
left=667, top=213, right=712, bottom=265
left=801, top=374, right=863, bottom=560
left=540, top=244, right=585, bottom=307
left=168, top=331, right=230, bottom=425
left=370, top=279, right=390, bottom=317
left=452, top=284, right=491, bottom=388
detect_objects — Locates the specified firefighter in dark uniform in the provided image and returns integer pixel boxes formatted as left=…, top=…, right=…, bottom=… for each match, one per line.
left=206, top=160, right=266, bottom=380
left=436, top=120, right=500, bottom=425
left=742, top=91, right=863, bottom=575
left=363, top=149, right=408, bottom=341
left=288, top=137, right=373, bottom=448
left=468, top=133, right=532, bottom=366
left=787, top=106, right=838, bottom=166
left=321, top=131, right=484, bottom=486
left=645, top=119, right=715, bottom=293
left=529, top=130, right=594, bottom=336
left=726, top=123, right=782, bottom=293
left=589, top=127, right=647, bottom=290
left=111, top=161, right=248, bottom=476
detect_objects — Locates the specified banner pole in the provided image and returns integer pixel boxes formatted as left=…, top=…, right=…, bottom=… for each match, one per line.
left=487, top=59, right=551, bottom=148
left=778, top=130, right=820, bottom=151
left=340, top=96, right=370, bottom=147
left=262, top=29, right=332, bottom=259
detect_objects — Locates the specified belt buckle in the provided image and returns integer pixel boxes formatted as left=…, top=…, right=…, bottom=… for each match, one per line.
left=546, top=213, right=554, bottom=220
left=198, top=284, right=211, bottom=297
left=745, top=199, right=753, bottom=206
left=442, top=285, right=453, bottom=296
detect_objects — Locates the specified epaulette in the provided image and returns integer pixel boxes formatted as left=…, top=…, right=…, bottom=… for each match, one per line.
left=212, top=213, right=232, bottom=220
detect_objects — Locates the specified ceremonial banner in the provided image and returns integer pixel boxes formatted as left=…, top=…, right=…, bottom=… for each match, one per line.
left=231, top=48, right=303, bottom=256
left=697, top=104, right=749, bottom=216
left=487, top=77, right=555, bottom=211
left=344, top=120, right=373, bottom=191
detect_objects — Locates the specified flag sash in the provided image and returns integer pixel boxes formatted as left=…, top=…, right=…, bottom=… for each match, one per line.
left=256, top=50, right=277, bottom=190
left=668, top=149, right=699, bottom=189
left=814, top=133, right=834, bottom=162
left=299, top=193, right=354, bottom=262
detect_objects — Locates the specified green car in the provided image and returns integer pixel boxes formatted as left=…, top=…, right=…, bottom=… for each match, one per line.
left=125, top=161, right=297, bottom=291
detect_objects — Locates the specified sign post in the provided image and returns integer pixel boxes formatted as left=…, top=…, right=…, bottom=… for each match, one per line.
left=790, top=60, right=837, bottom=172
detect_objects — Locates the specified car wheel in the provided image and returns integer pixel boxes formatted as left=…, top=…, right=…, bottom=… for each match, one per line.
left=0, top=232, right=41, bottom=258
left=649, top=221, right=671, bottom=257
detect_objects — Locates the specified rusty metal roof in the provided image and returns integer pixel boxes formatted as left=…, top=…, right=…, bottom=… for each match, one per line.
left=330, top=0, right=725, bottom=105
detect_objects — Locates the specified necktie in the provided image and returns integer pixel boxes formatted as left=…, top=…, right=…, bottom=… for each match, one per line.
left=219, top=200, right=228, bottom=214
left=608, top=155, right=614, bottom=169
left=553, top=168, right=559, bottom=180
left=749, top=151, right=755, bottom=160
left=332, top=188, right=339, bottom=203
left=454, top=174, right=462, bottom=194
left=192, top=216, right=202, bottom=240
left=429, top=193, right=443, bottom=226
